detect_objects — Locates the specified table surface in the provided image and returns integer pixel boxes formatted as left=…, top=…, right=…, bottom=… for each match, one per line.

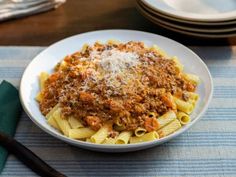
left=1, top=0, right=236, bottom=46
left=1, top=46, right=236, bottom=177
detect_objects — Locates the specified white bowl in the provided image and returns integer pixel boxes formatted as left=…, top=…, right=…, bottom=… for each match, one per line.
left=20, top=30, right=213, bottom=152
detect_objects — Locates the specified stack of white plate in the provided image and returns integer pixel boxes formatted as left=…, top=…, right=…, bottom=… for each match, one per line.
left=136, top=0, right=236, bottom=38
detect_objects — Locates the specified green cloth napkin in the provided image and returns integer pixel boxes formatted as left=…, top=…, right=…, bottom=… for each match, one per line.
left=0, top=80, right=22, bottom=173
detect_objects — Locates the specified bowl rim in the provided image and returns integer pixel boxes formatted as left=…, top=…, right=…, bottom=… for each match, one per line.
left=19, top=29, right=214, bottom=150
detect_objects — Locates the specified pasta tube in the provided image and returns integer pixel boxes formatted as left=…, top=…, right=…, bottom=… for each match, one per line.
left=115, top=131, right=132, bottom=144
left=130, top=131, right=159, bottom=144
left=150, top=45, right=168, bottom=58
left=90, top=124, right=110, bottom=144
left=114, top=124, right=126, bottom=131
left=107, top=39, right=120, bottom=45
left=53, top=108, right=71, bottom=136
left=148, top=112, right=157, bottom=118
left=114, top=117, right=123, bottom=126
left=134, top=127, right=147, bottom=137
left=58, top=60, right=68, bottom=71
left=187, top=92, right=199, bottom=107
left=187, top=92, right=199, bottom=101
left=183, top=73, right=200, bottom=85
left=35, top=92, right=42, bottom=102
left=69, top=128, right=95, bottom=139
left=45, top=104, right=60, bottom=120
left=177, top=111, right=191, bottom=125
left=157, top=119, right=181, bottom=138
left=172, top=56, right=183, bottom=71
left=103, top=137, right=116, bottom=144
left=157, top=110, right=176, bottom=129
left=173, top=96, right=194, bottom=114
left=81, top=43, right=89, bottom=53
left=68, top=116, right=84, bottom=129
left=188, top=99, right=197, bottom=107
left=39, top=72, right=49, bottom=90
left=47, top=115, right=60, bottom=130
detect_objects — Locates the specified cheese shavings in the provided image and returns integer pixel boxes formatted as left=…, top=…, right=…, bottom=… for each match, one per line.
left=80, top=48, right=140, bottom=96
left=99, top=49, right=139, bottom=73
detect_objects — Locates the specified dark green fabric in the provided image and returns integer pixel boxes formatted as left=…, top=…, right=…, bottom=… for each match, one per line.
left=0, top=80, right=22, bottom=173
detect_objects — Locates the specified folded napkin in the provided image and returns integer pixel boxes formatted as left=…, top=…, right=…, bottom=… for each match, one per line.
left=0, top=80, right=22, bottom=173
left=0, top=0, right=66, bottom=22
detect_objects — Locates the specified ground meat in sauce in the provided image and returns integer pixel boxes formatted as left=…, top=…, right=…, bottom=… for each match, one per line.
left=39, top=41, right=196, bottom=131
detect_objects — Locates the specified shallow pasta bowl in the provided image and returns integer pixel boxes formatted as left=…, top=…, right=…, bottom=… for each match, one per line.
left=20, top=30, right=213, bottom=152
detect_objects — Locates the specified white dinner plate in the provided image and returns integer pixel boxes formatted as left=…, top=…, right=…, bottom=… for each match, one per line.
left=138, top=0, right=236, bottom=26
left=142, top=0, right=236, bottom=22
left=137, top=1, right=236, bottom=33
left=20, top=30, right=213, bottom=152
left=137, top=4, right=236, bottom=38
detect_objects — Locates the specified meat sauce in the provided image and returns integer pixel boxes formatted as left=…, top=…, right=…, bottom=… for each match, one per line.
left=39, top=41, right=196, bottom=131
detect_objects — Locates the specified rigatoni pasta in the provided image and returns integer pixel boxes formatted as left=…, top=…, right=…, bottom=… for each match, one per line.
left=134, top=127, right=147, bottom=137
left=172, top=56, right=183, bottom=72
left=69, top=128, right=95, bottom=139
left=177, top=111, right=191, bottom=125
left=53, top=108, right=71, bottom=137
left=182, top=73, right=200, bottom=85
left=36, top=40, right=200, bottom=144
left=158, top=119, right=182, bottom=138
left=173, top=96, right=194, bottom=114
left=47, top=115, right=60, bottom=130
left=115, top=131, right=132, bottom=144
left=157, top=110, right=176, bottom=129
left=103, top=137, right=116, bottom=144
left=39, top=72, right=49, bottom=90
left=68, top=116, right=84, bottom=129
left=90, top=124, right=110, bottom=144
left=130, top=131, right=159, bottom=144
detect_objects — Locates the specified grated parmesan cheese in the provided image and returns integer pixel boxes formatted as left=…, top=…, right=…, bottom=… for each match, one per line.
left=79, top=47, right=141, bottom=96
left=99, top=49, right=139, bottom=73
